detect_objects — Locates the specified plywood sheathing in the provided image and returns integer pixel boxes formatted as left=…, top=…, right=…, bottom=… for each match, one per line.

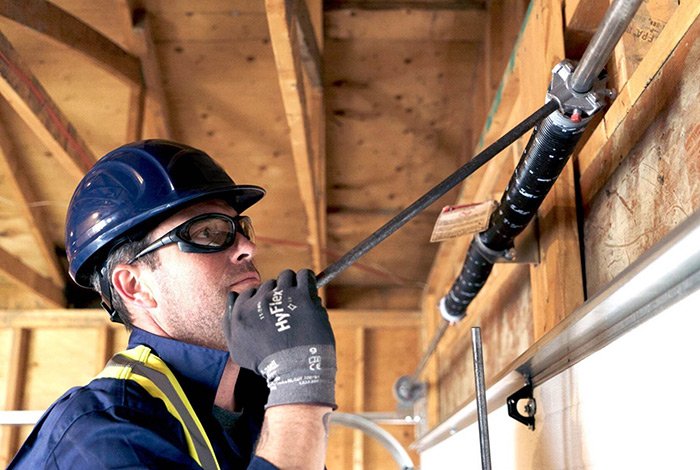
left=324, top=7, right=484, bottom=304
left=584, top=9, right=700, bottom=295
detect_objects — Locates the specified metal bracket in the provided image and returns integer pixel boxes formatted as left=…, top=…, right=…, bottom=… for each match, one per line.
left=507, top=380, right=536, bottom=430
left=474, top=223, right=540, bottom=266
left=473, top=234, right=516, bottom=264
left=546, top=59, right=613, bottom=121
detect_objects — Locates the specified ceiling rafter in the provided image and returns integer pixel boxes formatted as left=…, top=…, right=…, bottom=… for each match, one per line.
left=0, top=114, right=64, bottom=286
left=0, top=0, right=142, bottom=88
left=0, top=30, right=95, bottom=179
left=265, top=0, right=326, bottom=273
left=0, top=245, right=64, bottom=307
left=296, top=0, right=322, bottom=89
left=129, top=7, right=173, bottom=139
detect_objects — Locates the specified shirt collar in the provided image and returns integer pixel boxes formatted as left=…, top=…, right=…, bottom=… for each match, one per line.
left=127, top=327, right=229, bottom=412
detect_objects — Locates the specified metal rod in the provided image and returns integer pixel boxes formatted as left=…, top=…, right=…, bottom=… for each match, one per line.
left=411, top=319, right=450, bottom=382
left=471, top=327, right=492, bottom=470
left=316, top=100, right=559, bottom=287
left=570, top=0, right=643, bottom=93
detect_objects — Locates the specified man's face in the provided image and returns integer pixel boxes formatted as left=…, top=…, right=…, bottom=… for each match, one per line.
left=142, top=199, right=261, bottom=350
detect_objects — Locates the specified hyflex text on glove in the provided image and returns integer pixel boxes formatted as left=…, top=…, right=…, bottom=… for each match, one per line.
left=224, top=269, right=337, bottom=409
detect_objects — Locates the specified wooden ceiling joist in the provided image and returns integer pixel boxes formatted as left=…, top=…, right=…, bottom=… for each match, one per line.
left=0, top=118, right=64, bottom=285
left=0, top=30, right=95, bottom=179
left=0, top=245, right=64, bottom=307
left=265, top=0, right=325, bottom=272
left=130, top=8, right=172, bottom=139
left=295, top=0, right=322, bottom=89
left=0, top=0, right=142, bottom=88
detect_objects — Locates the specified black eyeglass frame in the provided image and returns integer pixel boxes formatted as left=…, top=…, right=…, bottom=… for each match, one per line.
left=126, top=212, right=253, bottom=265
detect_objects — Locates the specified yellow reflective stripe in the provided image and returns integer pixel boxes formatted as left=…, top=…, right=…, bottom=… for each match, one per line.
left=96, top=345, right=220, bottom=470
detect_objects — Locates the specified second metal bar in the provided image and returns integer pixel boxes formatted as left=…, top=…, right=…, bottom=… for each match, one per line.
left=472, top=326, right=492, bottom=470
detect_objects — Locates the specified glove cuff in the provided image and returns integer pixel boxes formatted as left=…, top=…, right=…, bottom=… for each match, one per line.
left=259, top=345, right=337, bottom=409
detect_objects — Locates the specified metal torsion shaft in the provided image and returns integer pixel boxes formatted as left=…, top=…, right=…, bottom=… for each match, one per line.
left=316, top=100, right=559, bottom=288
left=442, top=111, right=587, bottom=318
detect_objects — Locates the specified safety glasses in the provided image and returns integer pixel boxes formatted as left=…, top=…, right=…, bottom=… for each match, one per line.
left=127, top=213, right=254, bottom=265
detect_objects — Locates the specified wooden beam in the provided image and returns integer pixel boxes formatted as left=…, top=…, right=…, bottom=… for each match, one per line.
left=126, top=83, right=146, bottom=142
left=130, top=9, right=173, bottom=139
left=265, top=0, right=325, bottom=272
left=0, top=246, right=64, bottom=307
left=329, top=309, right=421, bottom=328
left=0, top=328, right=29, bottom=464
left=0, top=109, right=64, bottom=284
left=0, top=0, right=142, bottom=88
left=517, top=0, right=583, bottom=340
left=0, top=31, right=95, bottom=179
left=578, top=1, right=700, bottom=207
left=0, top=308, right=420, bottom=329
left=295, top=0, right=322, bottom=89
left=0, top=309, right=110, bottom=329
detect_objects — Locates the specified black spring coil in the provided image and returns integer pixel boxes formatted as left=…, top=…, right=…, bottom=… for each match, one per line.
left=442, top=112, right=587, bottom=320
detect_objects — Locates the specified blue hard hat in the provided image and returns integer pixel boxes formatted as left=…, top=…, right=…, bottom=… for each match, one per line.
left=65, top=139, right=265, bottom=287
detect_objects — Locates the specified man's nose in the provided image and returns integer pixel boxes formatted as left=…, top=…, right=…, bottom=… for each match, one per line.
left=229, top=234, right=256, bottom=262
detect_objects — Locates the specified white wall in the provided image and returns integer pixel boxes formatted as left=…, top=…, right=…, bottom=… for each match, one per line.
left=420, top=288, right=700, bottom=469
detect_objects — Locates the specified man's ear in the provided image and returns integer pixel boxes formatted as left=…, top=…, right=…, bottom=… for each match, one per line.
left=111, top=264, right=157, bottom=309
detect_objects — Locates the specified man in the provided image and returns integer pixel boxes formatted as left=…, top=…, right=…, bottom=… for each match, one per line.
left=9, top=140, right=337, bottom=469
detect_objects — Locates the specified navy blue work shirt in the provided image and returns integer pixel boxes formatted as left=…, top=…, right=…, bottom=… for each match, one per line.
left=8, top=327, right=276, bottom=469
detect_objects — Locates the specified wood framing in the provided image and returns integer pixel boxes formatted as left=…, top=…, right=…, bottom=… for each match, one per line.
left=0, top=247, right=64, bottom=307
left=0, top=116, right=64, bottom=285
left=518, top=0, right=583, bottom=340
left=295, top=0, right=322, bottom=89
left=130, top=8, right=173, bottom=139
left=0, top=328, right=29, bottom=462
left=125, top=83, right=146, bottom=142
left=0, top=0, right=142, bottom=88
left=265, top=0, right=326, bottom=272
left=578, top=0, right=700, bottom=208
left=0, top=30, right=95, bottom=179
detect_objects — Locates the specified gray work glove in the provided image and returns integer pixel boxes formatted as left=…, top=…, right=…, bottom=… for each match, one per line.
left=224, top=269, right=337, bottom=409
